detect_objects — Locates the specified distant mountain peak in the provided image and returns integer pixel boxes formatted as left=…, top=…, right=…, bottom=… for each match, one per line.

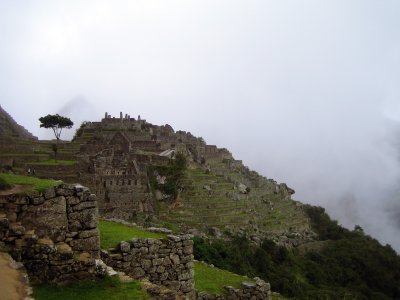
left=0, top=105, right=37, bottom=140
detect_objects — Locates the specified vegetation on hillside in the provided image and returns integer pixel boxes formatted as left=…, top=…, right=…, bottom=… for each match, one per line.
left=99, top=220, right=166, bottom=249
left=193, top=206, right=400, bottom=299
left=33, top=276, right=148, bottom=300
left=27, top=159, right=77, bottom=166
left=149, top=152, right=187, bottom=199
left=0, top=173, right=61, bottom=192
left=194, top=262, right=254, bottom=295
left=0, top=177, right=13, bottom=190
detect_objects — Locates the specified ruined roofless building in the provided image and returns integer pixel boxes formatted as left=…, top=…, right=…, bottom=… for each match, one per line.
left=77, top=112, right=234, bottom=223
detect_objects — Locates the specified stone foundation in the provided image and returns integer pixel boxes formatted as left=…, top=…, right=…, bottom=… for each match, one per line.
left=197, top=277, right=271, bottom=300
left=102, top=234, right=195, bottom=299
left=0, top=184, right=101, bottom=284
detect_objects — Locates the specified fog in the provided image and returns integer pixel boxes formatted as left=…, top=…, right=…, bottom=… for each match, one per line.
left=0, top=1, right=399, bottom=251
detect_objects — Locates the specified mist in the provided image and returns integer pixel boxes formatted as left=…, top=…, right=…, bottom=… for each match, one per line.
left=0, top=1, right=399, bottom=251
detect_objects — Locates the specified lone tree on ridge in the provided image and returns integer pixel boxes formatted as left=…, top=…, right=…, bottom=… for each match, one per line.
left=39, top=114, right=73, bottom=161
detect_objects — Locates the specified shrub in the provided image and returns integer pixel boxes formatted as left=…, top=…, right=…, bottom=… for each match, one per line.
left=0, top=177, right=12, bottom=190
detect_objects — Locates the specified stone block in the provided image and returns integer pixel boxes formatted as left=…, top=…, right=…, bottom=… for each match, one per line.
left=72, top=201, right=97, bottom=211
left=68, top=208, right=98, bottom=230
left=31, top=197, right=45, bottom=205
left=0, top=217, right=10, bottom=229
left=149, top=244, right=159, bottom=253
left=120, top=241, right=130, bottom=252
left=67, top=196, right=80, bottom=206
left=156, top=265, right=165, bottom=273
left=132, top=267, right=145, bottom=278
left=79, top=229, right=98, bottom=239
left=141, top=259, right=152, bottom=269
left=56, top=243, right=72, bottom=254
left=170, top=254, right=180, bottom=265
left=56, top=187, right=75, bottom=196
left=152, top=258, right=164, bottom=266
left=70, top=236, right=100, bottom=251
left=181, top=279, right=195, bottom=293
left=165, top=280, right=181, bottom=291
left=183, top=245, right=193, bottom=255
left=44, top=187, right=56, bottom=199
left=167, top=235, right=181, bottom=242
left=20, top=196, right=67, bottom=242
left=163, top=256, right=172, bottom=266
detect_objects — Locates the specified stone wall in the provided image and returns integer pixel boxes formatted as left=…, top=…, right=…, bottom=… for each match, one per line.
left=101, top=234, right=195, bottom=299
left=0, top=184, right=101, bottom=284
left=197, top=277, right=271, bottom=300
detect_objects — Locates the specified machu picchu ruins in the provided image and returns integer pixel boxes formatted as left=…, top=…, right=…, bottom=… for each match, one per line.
left=0, top=110, right=315, bottom=246
left=2, top=107, right=399, bottom=300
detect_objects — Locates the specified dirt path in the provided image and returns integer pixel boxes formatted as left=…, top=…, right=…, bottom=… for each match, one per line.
left=0, top=252, right=30, bottom=300
left=0, top=185, right=32, bottom=196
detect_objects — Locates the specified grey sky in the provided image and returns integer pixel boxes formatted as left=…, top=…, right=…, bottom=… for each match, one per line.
left=1, top=1, right=400, bottom=251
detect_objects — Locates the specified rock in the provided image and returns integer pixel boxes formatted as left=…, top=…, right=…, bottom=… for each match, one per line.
left=119, top=241, right=130, bottom=253
left=72, top=201, right=97, bottom=211
left=167, top=235, right=181, bottom=242
left=78, top=229, right=98, bottom=239
left=147, top=227, right=172, bottom=234
left=56, top=243, right=72, bottom=254
left=132, top=267, right=145, bottom=278
left=68, top=208, right=98, bottom=230
left=44, top=187, right=56, bottom=199
left=203, top=185, right=212, bottom=191
left=70, top=236, right=100, bottom=251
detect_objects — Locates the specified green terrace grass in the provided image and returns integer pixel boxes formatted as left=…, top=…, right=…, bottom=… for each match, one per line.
left=0, top=173, right=61, bottom=192
left=27, top=159, right=77, bottom=166
left=0, top=153, right=49, bottom=157
left=99, top=220, right=166, bottom=249
left=33, top=276, right=148, bottom=300
left=194, top=262, right=254, bottom=295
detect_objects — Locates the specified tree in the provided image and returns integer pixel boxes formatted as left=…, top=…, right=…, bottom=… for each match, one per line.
left=39, top=114, right=74, bottom=141
left=39, top=114, right=73, bottom=161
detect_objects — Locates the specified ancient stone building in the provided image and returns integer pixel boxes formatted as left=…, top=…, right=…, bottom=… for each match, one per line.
left=76, top=112, right=236, bottom=223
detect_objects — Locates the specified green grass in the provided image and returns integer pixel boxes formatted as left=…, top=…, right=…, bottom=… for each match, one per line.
left=0, top=177, right=12, bottom=190
left=33, top=276, right=148, bottom=300
left=99, top=220, right=166, bottom=249
left=27, top=159, right=77, bottom=166
left=0, top=153, right=49, bottom=157
left=194, top=262, right=254, bottom=295
left=0, top=173, right=61, bottom=192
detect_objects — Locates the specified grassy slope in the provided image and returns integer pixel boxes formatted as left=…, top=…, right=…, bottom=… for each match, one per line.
left=33, top=276, right=148, bottom=300
left=27, top=159, right=77, bottom=166
left=194, top=262, right=254, bottom=295
left=0, top=173, right=61, bottom=192
left=99, top=220, right=166, bottom=249
left=99, top=220, right=254, bottom=296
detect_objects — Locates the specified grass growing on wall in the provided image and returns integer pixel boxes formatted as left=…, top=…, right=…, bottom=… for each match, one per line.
left=27, top=159, right=77, bottom=166
left=194, top=262, right=254, bottom=295
left=33, top=276, right=148, bottom=300
left=99, top=220, right=166, bottom=249
left=0, top=173, right=61, bottom=192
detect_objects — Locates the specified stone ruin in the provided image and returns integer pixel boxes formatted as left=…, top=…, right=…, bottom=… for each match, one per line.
left=76, top=112, right=234, bottom=222
left=0, top=184, right=100, bottom=283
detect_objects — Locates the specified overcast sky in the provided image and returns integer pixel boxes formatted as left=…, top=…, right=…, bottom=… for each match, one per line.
left=1, top=1, right=400, bottom=251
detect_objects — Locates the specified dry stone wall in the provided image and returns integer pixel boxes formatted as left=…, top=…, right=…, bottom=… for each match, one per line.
left=197, top=277, right=271, bottom=300
left=102, top=234, right=195, bottom=299
left=0, top=184, right=101, bottom=283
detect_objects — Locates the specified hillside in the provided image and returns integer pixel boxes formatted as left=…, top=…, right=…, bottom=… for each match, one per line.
left=1, top=108, right=400, bottom=299
left=0, top=105, right=37, bottom=140
left=74, top=112, right=315, bottom=245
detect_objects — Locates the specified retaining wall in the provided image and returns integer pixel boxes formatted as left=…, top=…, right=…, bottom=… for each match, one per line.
left=102, top=234, right=195, bottom=298
left=0, top=184, right=101, bottom=284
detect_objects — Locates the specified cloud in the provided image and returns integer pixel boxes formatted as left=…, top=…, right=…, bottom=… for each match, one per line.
left=0, top=0, right=400, bottom=251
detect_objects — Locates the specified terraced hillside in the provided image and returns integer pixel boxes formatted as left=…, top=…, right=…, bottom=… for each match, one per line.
left=0, top=109, right=315, bottom=244
left=158, top=161, right=314, bottom=243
